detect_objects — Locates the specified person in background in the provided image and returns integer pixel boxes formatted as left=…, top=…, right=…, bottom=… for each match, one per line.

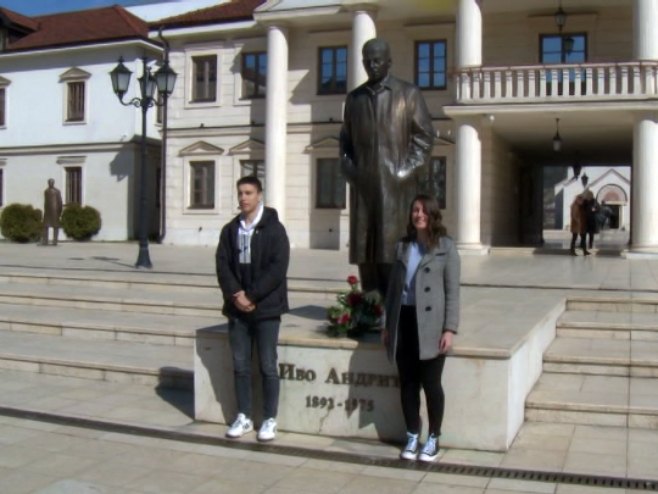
left=216, top=176, right=290, bottom=442
left=569, top=194, right=589, bottom=256
left=583, top=190, right=600, bottom=250
left=382, top=194, right=460, bottom=462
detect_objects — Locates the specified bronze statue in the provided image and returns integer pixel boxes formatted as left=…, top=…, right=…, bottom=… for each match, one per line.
left=339, top=38, right=435, bottom=295
left=42, top=178, right=63, bottom=246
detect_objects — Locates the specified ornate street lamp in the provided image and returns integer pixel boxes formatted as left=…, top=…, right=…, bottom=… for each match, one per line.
left=110, top=56, right=177, bottom=268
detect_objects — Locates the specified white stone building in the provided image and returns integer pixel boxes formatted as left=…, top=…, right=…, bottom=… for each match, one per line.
left=0, top=6, right=163, bottom=241
left=0, top=0, right=658, bottom=252
left=154, top=0, right=657, bottom=254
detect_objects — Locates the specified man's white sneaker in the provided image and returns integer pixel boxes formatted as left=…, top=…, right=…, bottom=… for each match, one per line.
left=400, top=432, right=419, bottom=460
left=226, top=413, right=253, bottom=438
left=418, top=434, right=439, bottom=462
left=257, top=418, right=277, bottom=442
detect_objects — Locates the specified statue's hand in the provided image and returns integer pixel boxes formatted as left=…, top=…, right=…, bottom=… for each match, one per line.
left=364, top=290, right=382, bottom=304
left=396, top=167, right=413, bottom=180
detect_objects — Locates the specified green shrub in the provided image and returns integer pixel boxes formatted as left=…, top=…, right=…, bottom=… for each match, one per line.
left=0, top=203, right=43, bottom=243
left=61, top=204, right=102, bottom=241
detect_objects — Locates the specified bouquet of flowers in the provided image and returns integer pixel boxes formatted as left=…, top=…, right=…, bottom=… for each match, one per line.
left=327, top=275, right=384, bottom=337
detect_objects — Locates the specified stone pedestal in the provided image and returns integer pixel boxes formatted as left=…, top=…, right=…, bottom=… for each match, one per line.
left=194, top=295, right=562, bottom=451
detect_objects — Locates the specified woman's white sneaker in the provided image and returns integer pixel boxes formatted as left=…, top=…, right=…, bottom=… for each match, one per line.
left=418, top=434, right=439, bottom=462
left=400, top=432, right=419, bottom=460
left=257, top=418, right=277, bottom=442
left=226, top=413, right=253, bottom=438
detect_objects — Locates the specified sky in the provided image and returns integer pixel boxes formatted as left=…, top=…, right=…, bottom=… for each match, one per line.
left=0, top=0, right=169, bottom=16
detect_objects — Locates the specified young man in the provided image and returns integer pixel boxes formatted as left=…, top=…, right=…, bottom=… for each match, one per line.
left=216, top=176, right=290, bottom=441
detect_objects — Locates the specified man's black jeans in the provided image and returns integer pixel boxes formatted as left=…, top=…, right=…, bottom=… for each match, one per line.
left=228, top=317, right=280, bottom=420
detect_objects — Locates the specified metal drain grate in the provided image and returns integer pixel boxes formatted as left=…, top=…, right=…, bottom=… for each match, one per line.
left=1, top=406, right=656, bottom=490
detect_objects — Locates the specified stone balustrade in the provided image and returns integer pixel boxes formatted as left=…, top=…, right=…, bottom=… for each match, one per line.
left=456, top=61, right=658, bottom=103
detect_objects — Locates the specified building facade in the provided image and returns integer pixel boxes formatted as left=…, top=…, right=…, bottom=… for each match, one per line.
left=2, top=0, right=655, bottom=253
left=0, top=6, right=163, bottom=241
left=156, top=0, right=656, bottom=254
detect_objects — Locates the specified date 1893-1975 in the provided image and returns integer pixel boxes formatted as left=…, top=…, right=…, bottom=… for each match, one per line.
left=305, top=395, right=374, bottom=412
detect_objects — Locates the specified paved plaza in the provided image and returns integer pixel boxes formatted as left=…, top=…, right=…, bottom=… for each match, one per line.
left=0, top=239, right=657, bottom=493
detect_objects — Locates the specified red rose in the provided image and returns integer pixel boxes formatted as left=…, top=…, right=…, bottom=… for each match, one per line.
left=338, top=313, right=351, bottom=325
left=347, top=292, right=363, bottom=307
left=347, top=275, right=359, bottom=286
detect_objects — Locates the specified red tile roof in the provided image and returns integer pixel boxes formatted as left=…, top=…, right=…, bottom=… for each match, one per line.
left=155, top=0, right=265, bottom=29
left=0, top=7, right=40, bottom=32
left=5, top=6, right=151, bottom=52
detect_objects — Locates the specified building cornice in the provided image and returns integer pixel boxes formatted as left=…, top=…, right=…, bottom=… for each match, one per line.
left=150, top=20, right=258, bottom=40
left=444, top=101, right=658, bottom=117
left=0, top=139, right=159, bottom=156
left=0, top=39, right=161, bottom=60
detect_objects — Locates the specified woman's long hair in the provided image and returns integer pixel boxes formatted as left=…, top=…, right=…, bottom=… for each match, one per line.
left=406, top=194, right=447, bottom=248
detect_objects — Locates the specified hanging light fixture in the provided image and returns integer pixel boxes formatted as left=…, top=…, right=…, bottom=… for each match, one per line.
left=564, top=36, right=575, bottom=56
left=553, top=118, right=563, bottom=152
left=553, top=0, right=573, bottom=58
left=554, top=0, right=567, bottom=32
left=581, top=173, right=589, bottom=187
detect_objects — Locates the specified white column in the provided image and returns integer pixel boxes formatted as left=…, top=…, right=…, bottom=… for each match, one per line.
left=631, top=114, right=658, bottom=250
left=454, top=0, right=483, bottom=249
left=455, top=119, right=482, bottom=248
left=634, top=0, right=658, bottom=60
left=265, top=25, right=288, bottom=223
left=349, top=9, right=376, bottom=90
left=456, top=0, right=482, bottom=69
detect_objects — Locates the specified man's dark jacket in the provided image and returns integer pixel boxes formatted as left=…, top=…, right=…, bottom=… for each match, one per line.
left=215, top=207, right=290, bottom=320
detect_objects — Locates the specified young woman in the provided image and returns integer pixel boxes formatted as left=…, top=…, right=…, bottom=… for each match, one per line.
left=382, top=194, right=460, bottom=462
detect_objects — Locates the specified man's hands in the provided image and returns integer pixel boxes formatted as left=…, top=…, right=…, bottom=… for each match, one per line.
left=233, top=290, right=255, bottom=313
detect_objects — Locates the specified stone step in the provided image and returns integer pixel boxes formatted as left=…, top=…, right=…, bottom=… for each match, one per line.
left=0, top=280, right=224, bottom=317
left=0, top=268, right=345, bottom=299
left=567, top=297, right=658, bottom=313
left=0, top=303, right=221, bottom=347
left=0, top=329, right=193, bottom=389
left=526, top=372, right=658, bottom=429
left=557, top=309, right=658, bottom=340
left=543, top=337, right=658, bottom=377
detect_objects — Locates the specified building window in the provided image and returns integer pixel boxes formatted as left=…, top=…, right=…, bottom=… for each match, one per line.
left=541, top=33, right=587, bottom=65
left=423, top=157, right=447, bottom=209
left=541, top=33, right=587, bottom=93
left=66, top=81, right=85, bottom=122
left=0, top=168, right=3, bottom=207
left=192, top=55, right=217, bottom=102
left=415, top=40, right=447, bottom=90
left=65, top=167, right=82, bottom=204
left=190, top=161, right=215, bottom=209
left=316, top=158, right=346, bottom=209
left=0, top=87, right=5, bottom=127
left=240, top=160, right=265, bottom=190
left=318, top=46, right=347, bottom=95
left=242, top=52, right=267, bottom=99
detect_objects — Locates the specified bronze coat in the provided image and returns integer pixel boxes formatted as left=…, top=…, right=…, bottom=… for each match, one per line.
left=340, top=75, right=434, bottom=264
left=43, top=187, right=63, bottom=227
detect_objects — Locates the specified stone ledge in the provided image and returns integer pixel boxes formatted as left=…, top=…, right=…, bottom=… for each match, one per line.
left=195, top=293, right=564, bottom=451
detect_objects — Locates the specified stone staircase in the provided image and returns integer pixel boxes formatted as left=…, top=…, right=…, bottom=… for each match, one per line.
left=526, top=296, right=658, bottom=429
left=0, top=266, right=337, bottom=393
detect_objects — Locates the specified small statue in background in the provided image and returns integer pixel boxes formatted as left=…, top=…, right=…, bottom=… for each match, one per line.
left=42, top=178, right=63, bottom=246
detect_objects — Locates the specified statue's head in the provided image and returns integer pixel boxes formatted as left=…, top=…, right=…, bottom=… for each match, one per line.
left=362, top=38, right=391, bottom=84
left=47, top=178, right=55, bottom=188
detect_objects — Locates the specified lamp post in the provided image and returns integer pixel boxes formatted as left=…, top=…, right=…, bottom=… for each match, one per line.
left=110, top=56, right=177, bottom=268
